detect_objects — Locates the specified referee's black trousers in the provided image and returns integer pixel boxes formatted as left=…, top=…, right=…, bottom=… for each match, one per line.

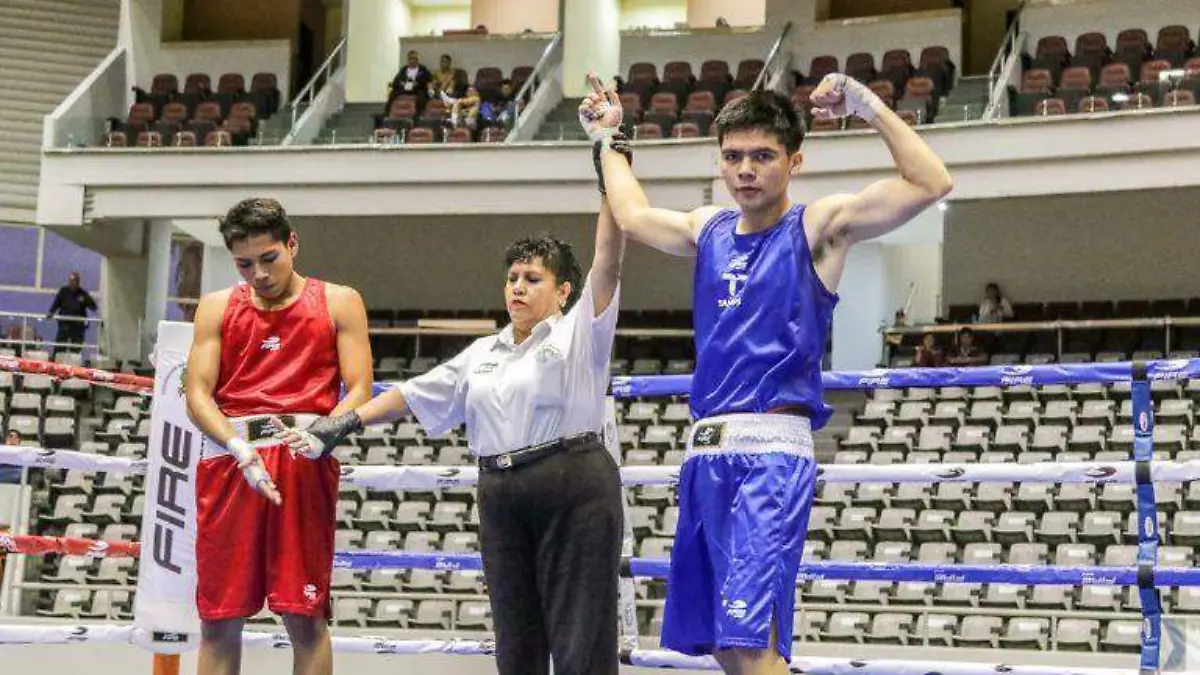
left=478, top=439, right=624, bottom=675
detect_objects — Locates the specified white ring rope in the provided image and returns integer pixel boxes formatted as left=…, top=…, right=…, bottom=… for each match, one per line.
left=0, top=622, right=1143, bottom=675
left=4, top=445, right=1199, bottom=486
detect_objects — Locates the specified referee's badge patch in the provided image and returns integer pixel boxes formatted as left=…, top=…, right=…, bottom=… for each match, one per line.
left=692, top=423, right=724, bottom=448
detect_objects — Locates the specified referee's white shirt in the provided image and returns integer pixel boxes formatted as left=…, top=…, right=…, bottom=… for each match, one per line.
left=400, top=274, right=620, bottom=457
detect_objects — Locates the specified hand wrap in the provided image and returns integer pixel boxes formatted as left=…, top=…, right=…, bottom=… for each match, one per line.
left=593, top=133, right=633, bottom=195
left=227, top=437, right=277, bottom=496
left=290, top=411, right=364, bottom=460
left=821, top=73, right=887, bottom=121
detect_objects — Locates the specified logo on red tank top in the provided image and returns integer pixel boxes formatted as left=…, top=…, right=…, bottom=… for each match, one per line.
left=260, top=335, right=282, bottom=352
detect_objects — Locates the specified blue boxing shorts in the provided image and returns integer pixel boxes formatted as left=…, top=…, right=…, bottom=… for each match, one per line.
left=661, top=412, right=817, bottom=662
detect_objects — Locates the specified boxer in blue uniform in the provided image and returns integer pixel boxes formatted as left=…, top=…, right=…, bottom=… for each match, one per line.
left=580, top=72, right=952, bottom=674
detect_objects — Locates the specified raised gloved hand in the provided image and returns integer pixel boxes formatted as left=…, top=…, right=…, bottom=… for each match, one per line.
left=811, top=72, right=887, bottom=122
left=226, top=437, right=281, bottom=505
left=272, top=411, right=363, bottom=460
left=578, top=71, right=623, bottom=142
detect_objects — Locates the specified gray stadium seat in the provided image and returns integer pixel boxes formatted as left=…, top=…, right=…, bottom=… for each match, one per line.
left=930, top=401, right=966, bottom=426
left=87, top=557, right=136, bottom=585
left=334, top=598, right=370, bottom=626
left=37, top=588, right=91, bottom=619
left=870, top=450, right=904, bottom=465
left=1056, top=618, right=1100, bottom=651
left=411, top=600, right=455, bottom=629
left=848, top=581, right=891, bottom=604
left=1101, top=620, right=1142, bottom=653
left=914, top=614, right=957, bottom=645
left=400, top=445, right=433, bottom=464
left=915, top=426, right=951, bottom=453
left=1054, top=483, right=1095, bottom=512
left=981, top=583, right=1026, bottom=609
left=891, top=483, right=930, bottom=509
left=992, top=425, right=1028, bottom=451
left=952, top=511, right=994, bottom=544
left=1038, top=511, right=1080, bottom=543
left=866, top=613, right=913, bottom=646
left=999, top=617, right=1049, bottom=649
left=952, top=615, right=1002, bottom=648
left=1055, top=543, right=1097, bottom=566
left=953, top=425, right=990, bottom=452
left=911, top=509, right=954, bottom=543
left=443, top=531, right=478, bottom=553
left=1080, top=511, right=1122, bottom=545
left=365, top=531, right=403, bottom=550
left=330, top=568, right=359, bottom=591
left=1009, top=542, right=1050, bottom=565
left=828, top=540, right=869, bottom=562
left=1099, top=483, right=1136, bottom=513
left=875, top=426, right=912, bottom=451
left=821, top=611, right=869, bottom=643
left=457, top=600, right=493, bottom=630
left=1029, top=585, right=1073, bottom=611
left=1030, top=426, right=1068, bottom=453
left=967, top=400, right=1003, bottom=427
left=1014, top=483, right=1054, bottom=513
left=874, top=508, right=915, bottom=541
left=445, top=570, right=486, bottom=594
left=1171, top=511, right=1200, bottom=546
left=832, top=507, right=875, bottom=541
left=1078, top=585, right=1120, bottom=611
left=437, top=445, right=470, bottom=465
left=402, top=531, right=440, bottom=552
left=974, top=483, right=1012, bottom=512
left=395, top=501, right=431, bottom=532
left=1068, top=425, right=1106, bottom=451
left=931, top=483, right=972, bottom=511
left=404, top=569, right=444, bottom=593
left=355, top=500, right=394, bottom=531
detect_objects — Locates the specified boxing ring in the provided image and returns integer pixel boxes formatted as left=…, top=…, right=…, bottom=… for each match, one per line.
left=2, top=354, right=1200, bottom=674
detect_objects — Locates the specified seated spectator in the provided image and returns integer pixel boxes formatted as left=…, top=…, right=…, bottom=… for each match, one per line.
left=915, top=331, right=946, bottom=367
left=947, top=327, right=988, bottom=366
left=479, top=79, right=517, bottom=128
left=390, top=50, right=432, bottom=108
left=429, top=54, right=460, bottom=99
left=443, top=86, right=482, bottom=129
left=977, top=282, right=1014, bottom=323
left=1, top=430, right=22, bottom=484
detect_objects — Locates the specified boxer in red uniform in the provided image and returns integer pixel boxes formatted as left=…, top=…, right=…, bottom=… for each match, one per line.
left=185, top=198, right=373, bottom=675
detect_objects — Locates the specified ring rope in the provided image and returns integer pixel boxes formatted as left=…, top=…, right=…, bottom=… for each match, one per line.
left=0, top=623, right=1144, bottom=675
left=4, top=446, right=1199, bottom=486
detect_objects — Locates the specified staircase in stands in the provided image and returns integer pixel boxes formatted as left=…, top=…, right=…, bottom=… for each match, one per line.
left=534, top=98, right=588, bottom=142
left=0, top=0, right=120, bottom=223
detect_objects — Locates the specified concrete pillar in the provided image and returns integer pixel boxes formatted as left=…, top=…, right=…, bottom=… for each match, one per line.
left=142, top=219, right=173, bottom=359
left=344, top=0, right=410, bottom=103
left=102, top=253, right=148, bottom=363
left=201, top=245, right=239, bottom=295
left=830, top=242, right=889, bottom=371
left=561, top=0, right=620, bottom=97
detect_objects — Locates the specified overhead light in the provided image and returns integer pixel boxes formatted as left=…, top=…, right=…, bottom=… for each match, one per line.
left=1111, top=92, right=1130, bottom=103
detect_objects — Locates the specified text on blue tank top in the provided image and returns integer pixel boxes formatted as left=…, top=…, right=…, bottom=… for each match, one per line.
left=691, top=204, right=839, bottom=429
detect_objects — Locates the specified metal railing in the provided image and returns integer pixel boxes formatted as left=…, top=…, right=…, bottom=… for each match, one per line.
left=753, top=21, right=794, bottom=93
left=983, top=0, right=1027, bottom=120
left=884, top=316, right=1200, bottom=362
left=505, top=32, right=563, bottom=142
left=289, top=37, right=348, bottom=130
left=0, top=311, right=103, bottom=356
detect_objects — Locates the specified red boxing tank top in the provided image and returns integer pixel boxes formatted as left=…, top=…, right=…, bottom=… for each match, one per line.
left=213, top=277, right=341, bottom=417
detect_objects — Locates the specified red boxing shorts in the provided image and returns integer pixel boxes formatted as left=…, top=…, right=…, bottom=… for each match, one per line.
left=196, top=422, right=340, bottom=621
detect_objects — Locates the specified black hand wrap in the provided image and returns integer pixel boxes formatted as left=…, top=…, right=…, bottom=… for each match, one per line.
left=307, top=411, right=364, bottom=458
left=593, top=132, right=633, bottom=195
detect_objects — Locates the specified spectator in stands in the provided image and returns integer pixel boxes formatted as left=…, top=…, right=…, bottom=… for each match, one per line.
left=915, top=331, right=946, bottom=367
left=46, top=271, right=96, bottom=355
left=446, top=85, right=482, bottom=129
left=0, top=431, right=21, bottom=484
left=428, top=54, right=459, bottom=99
left=479, top=79, right=517, bottom=128
left=390, top=50, right=433, bottom=108
left=976, top=282, right=1014, bottom=323
left=947, top=327, right=988, bottom=366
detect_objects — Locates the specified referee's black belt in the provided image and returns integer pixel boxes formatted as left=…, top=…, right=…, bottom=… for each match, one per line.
left=478, top=432, right=601, bottom=473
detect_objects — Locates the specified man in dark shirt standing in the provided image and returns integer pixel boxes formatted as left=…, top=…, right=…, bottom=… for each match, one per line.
left=46, top=271, right=96, bottom=355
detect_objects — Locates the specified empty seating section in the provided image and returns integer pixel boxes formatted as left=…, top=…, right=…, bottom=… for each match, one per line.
left=104, top=71, right=282, bottom=148
left=621, top=47, right=956, bottom=138
left=1016, top=25, right=1200, bottom=117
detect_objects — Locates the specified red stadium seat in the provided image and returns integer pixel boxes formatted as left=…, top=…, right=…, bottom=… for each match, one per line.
left=406, top=127, right=435, bottom=144
left=671, top=122, right=700, bottom=139
left=1163, top=90, right=1196, bottom=107
left=1034, top=98, right=1066, bottom=116
left=480, top=127, right=507, bottom=143
left=105, top=131, right=127, bottom=147
left=445, top=127, right=472, bottom=143
left=1077, top=96, right=1110, bottom=113
left=374, top=128, right=397, bottom=144
left=217, top=73, right=245, bottom=94
left=633, top=122, right=663, bottom=139
left=809, top=117, right=842, bottom=132
left=808, top=56, right=839, bottom=84
left=845, top=52, right=877, bottom=83
left=173, top=131, right=197, bottom=147
left=204, top=130, right=232, bottom=147
left=184, top=73, right=211, bottom=94
left=733, top=59, right=764, bottom=89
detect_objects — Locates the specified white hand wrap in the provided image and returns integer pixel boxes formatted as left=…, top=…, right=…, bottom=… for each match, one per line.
left=290, top=429, right=327, bottom=460
left=579, top=104, right=618, bottom=142
left=227, top=437, right=274, bottom=492
left=823, top=73, right=886, bottom=121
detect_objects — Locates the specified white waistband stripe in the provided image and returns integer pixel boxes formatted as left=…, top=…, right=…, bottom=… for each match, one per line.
left=685, top=413, right=814, bottom=458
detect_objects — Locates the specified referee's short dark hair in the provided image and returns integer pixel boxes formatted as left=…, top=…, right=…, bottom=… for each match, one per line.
left=219, top=197, right=293, bottom=249
left=504, top=234, right=583, bottom=311
left=715, top=90, right=805, bottom=154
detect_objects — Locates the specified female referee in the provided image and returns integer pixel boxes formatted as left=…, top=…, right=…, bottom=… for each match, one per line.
left=277, top=198, right=628, bottom=675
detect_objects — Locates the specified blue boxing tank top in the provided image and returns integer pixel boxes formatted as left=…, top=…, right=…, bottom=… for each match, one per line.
left=691, top=203, right=838, bottom=429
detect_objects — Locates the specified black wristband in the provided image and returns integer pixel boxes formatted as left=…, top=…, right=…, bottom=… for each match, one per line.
left=593, top=133, right=633, bottom=195
left=312, top=410, right=364, bottom=458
